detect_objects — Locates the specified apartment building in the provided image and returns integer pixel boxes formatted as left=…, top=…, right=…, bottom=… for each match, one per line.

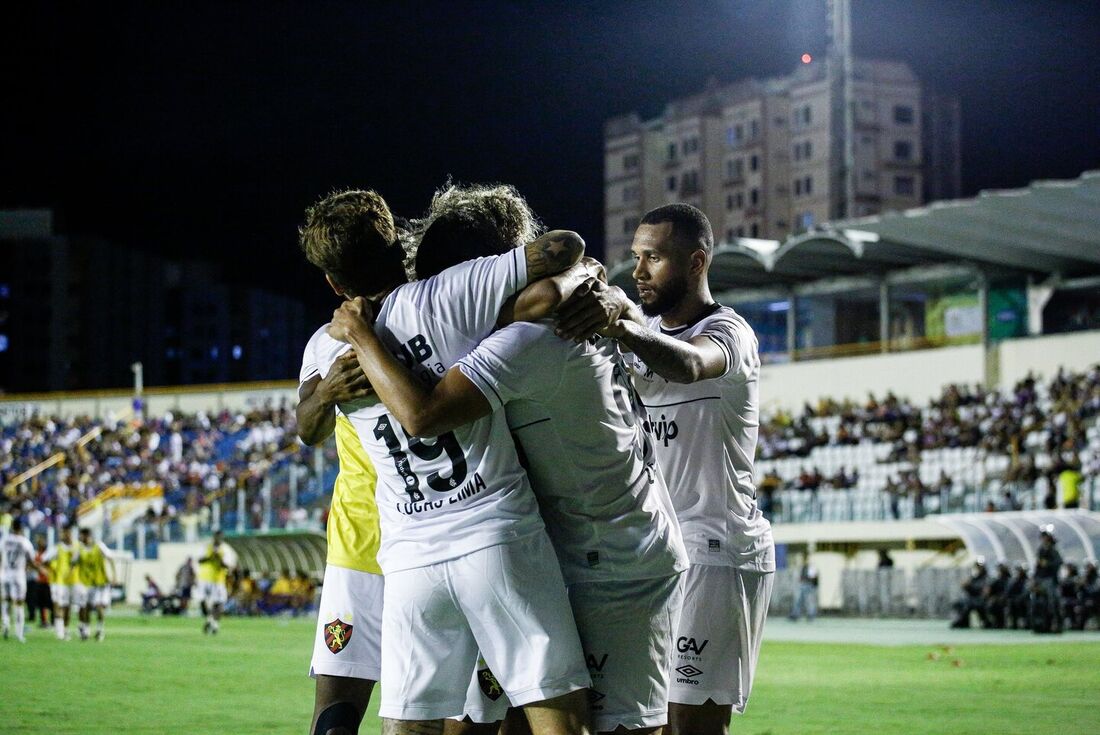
left=604, top=58, right=960, bottom=264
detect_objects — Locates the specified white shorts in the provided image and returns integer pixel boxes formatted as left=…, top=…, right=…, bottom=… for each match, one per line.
left=379, top=531, right=590, bottom=721
left=669, top=564, right=773, bottom=712
left=309, top=564, right=384, bottom=682
left=1, top=574, right=28, bottom=602
left=457, top=573, right=684, bottom=730
left=89, top=585, right=111, bottom=608
left=51, top=584, right=71, bottom=607
left=197, top=580, right=228, bottom=606
left=72, top=583, right=88, bottom=608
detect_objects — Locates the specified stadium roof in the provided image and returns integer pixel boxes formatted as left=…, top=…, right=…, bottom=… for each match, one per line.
left=609, top=170, right=1100, bottom=301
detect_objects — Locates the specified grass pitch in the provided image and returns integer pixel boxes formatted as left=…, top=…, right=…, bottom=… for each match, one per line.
left=2, top=614, right=1099, bottom=735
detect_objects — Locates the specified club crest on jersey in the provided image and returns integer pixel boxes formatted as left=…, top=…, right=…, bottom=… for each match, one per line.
left=324, top=618, right=353, bottom=654
left=478, top=666, right=504, bottom=701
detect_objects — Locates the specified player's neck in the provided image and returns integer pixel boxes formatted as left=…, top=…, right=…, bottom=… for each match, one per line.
left=659, top=282, right=716, bottom=329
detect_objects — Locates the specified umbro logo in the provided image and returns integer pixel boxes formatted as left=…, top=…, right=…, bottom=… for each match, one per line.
left=675, top=664, right=703, bottom=678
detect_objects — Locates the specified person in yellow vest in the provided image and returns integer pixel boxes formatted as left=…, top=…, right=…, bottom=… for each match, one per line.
left=41, top=524, right=79, bottom=640
left=74, top=527, right=117, bottom=641
left=197, top=529, right=232, bottom=634
left=298, top=338, right=381, bottom=735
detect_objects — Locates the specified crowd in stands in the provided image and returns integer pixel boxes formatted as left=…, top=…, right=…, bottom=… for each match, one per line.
left=755, top=366, right=1100, bottom=521
left=1, top=405, right=316, bottom=539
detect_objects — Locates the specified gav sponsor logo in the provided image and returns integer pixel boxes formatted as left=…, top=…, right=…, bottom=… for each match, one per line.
left=675, top=664, right=703, bottom=685
left=643, top=413, right=679, bottom=446
left=676, top=636, right=708, bottom=655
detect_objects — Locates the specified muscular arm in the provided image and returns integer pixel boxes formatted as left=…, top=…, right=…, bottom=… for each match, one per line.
left=296, top=351, right=373, bottom=446
left=608, top=322, right=728, bottom=384
left=522, top=230, right=585, bottom=281
left=296, top=376, right=336, bottom=446
left=497, top=257, right=605, bottom=328
left=343, top=320, right=490, bottom=438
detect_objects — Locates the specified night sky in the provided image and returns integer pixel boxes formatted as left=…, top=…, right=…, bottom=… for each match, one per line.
left=5, top=1, right=1099, bottom=322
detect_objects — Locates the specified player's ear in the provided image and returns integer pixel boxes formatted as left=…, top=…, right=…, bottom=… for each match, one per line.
left=325, top=274, right=346, bottom=297
left=689, top=248, right=707, bottom=275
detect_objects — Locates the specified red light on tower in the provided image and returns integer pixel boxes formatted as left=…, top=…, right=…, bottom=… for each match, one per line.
left=801, top=53, right=813, bottom=64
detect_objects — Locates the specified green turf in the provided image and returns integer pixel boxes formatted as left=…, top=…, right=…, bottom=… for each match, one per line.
left=2, top=614, right=1098, bottom=734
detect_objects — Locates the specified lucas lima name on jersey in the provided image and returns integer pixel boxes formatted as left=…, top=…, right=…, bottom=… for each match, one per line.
left=308, top=248, right=544, bottom=575
left=630, top=306, right=774, bottom=572
left=457, top=321, right=688, bottom=585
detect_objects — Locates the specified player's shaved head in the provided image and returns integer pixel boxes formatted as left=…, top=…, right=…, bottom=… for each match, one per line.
left=299, top=189, right=407, bottom=298
left=640, top=203, right=714, bottom=257
left=412, top=181, right=543, bottom=279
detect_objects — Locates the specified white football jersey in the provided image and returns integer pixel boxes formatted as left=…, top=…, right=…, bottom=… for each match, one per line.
left=630, top=306, right=774, bottom=572
left=1, top=533, right=35, bottom=580
left=310, top=248, right=544, bottom=574
left=458, top=321, right=688, bottom=584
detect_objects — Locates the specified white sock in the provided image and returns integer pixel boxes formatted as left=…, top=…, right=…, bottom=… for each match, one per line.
left=55, top=617, right=65, bottom=638
left=1, top=600, right=9, bottom=630
left=96, top=618, right=104, bottom=634
left=15, top=605, right=25, bottom=638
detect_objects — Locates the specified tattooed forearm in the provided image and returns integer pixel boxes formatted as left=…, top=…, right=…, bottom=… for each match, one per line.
left=614, top=321, right=707, bottom=384
left=525, top=229, right=584, bottom=279
left=382, top=718, right=444, bottom=735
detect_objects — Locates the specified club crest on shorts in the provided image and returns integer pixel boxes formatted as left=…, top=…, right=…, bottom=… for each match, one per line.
left=324, top=618, right=353, bottom=654
left=478, top=666, right=504, bottom=701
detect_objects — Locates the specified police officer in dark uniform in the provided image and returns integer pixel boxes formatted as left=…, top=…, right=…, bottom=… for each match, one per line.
left=984, top=562, right=1012, bottom=629
left=1006, top=563, right=1031, bottom=630
left=1031, top=525, right=1063, bottom=633
left=951, top=558, right=989, bottom=628
left=1073, top=562, right=1099, bottom=630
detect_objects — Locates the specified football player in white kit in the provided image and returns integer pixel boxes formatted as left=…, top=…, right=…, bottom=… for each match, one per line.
left=2, top=518, right=48, bottom=642
left=299, top=189, right=592, bottom=735
left=554, top=204, right=775, bottom=735
left=333, top=236, right=691, bottom=733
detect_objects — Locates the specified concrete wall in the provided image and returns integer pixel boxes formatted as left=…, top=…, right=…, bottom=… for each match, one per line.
left=998, top=330, right=1100, bottom=388
left=760, top=343, right=984, bottom=412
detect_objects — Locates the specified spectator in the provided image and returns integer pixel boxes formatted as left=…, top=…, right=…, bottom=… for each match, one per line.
left=1006, top=564, right=1031, bottom=630
left=141, top=575, right=163, bottom=613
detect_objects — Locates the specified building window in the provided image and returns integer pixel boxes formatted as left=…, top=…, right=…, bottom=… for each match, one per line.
left=750, top=119, right=759, bottom=139
left=735, top=191, right=744, bottom=209
left=800, top=211, right=815, bottom=229
left=726, top=158, right=743, bottom=181
left=894, top=175, right=915, bottom=196
left=750, top=155, right=759, bottom=172
left=776, top=220, right=788, bottom=229
left=774, top=116, right=786, bottom=126
left=726, top=194, right=734, bottom=211
left=803, top=141, right=812, bottom=160
left=894, top=140, right=913, bottom=160
left=667, top=176, right=676, bottom=192
left=726, top=126, right=736, bottom=146
left=794, top=178, right=802, bottom=196
left=894, top=105, right=914, bottom=124
left=682, top=170, right=699, bottom=195
left=726, top=228, right=735, bottom=242
left=736, top=226, right=745, bottom=237
left=792, top=143, right=800, bottom=162
left=750, top=188, right=759, bottom=206
left=750, top=223, right=759, bottom=238
left=622, top=185, right=639, bottom=204
left=804, top=176, right=813, bottom=195
left=668, top=143, right=677, bottom=161
left=623, top=153, right=639, bottom=170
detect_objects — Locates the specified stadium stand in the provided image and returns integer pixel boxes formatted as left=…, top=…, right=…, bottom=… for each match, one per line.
left=755, top=365, right=1100, bottom=523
